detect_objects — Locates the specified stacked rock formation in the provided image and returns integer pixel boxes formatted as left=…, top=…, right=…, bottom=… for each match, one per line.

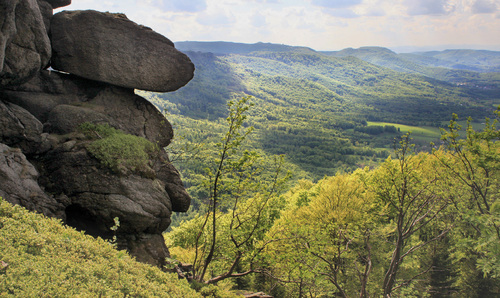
left=0, top=0, right=194, bottom=267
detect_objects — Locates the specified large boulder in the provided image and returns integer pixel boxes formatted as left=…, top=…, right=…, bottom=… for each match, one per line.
left=0, top=5, right=194, bottom=267
left=42, top=144, right=173, bottom=235
left=0, top=0, right=51, bottom=87
left=2, top=70, right=173, bottom=147
left=50, top=10, right=195, bottom=92
left=0, top=100, right=47, bottom=155
left=0, top=143, right=62, bottom=218
left=1, top=69, right=191, bottom=266
left=39, top=135, right=175, bottom=267
left=36, top=1, right=72, bottom=34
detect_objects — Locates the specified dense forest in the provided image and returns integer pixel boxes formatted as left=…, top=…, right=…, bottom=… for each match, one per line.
left=162, top=98, right=499, bottom=297
left=141, top=43, right=500, bottom=297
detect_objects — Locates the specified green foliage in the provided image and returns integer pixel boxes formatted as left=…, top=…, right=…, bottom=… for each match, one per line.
left=109, top=217, right=120, bottom=247
left=0, top=198, right=199, bottom=297
left=264, top=172, right=381, bottom=297
left=166, top=98, right=290, bottom=290
left=79, top=123, right=158, bottom=176
left=433, top=109, right=500, bottom=285
left=327, top=46, right=500, bottom=87
left=78, top=122, right=117, bottom=138
left=166, top=111, right=500, bottom=296
left=149, top=45, right=499, bottom=296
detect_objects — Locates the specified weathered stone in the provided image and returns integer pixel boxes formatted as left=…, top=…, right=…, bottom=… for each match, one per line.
left=155, top=151, right=192, bottom=212
left=87, top=86, right=173, bottom=147
left=42, top=145, right=172, bottom=235
left=2, top=70, right=173, bottom=147
left=0, top=143, right=62, bottom=217
left=0, top=100, right=44, bottom=154
left=36, top=0, right=54, bottom=34
left=1, top=5, right=193, bottom=266
left=45, top=104, right=110, bottom=134
left=50, top=10, right=194, bottom=92
left=121, top=234, right=170, bottom=268
left=0, top=0, right=51, bottom=87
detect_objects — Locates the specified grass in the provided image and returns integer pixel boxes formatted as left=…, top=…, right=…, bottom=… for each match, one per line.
left=367, top=121, right=442, bottom=143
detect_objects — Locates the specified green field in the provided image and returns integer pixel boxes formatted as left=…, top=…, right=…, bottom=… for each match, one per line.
left=367, top=121, right=441, bottom=141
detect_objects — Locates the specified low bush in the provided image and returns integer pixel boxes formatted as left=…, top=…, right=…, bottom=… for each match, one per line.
left=78, top=123, right=158, bottom=175
left=0, top=198, right=200, bottom=297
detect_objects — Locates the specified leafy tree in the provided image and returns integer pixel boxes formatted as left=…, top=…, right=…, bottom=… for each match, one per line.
left=369, top=134, right=452, bottom=297
left=264, top=172, right=384, bottom=297
left=264, top=134, right=457, bottom=297
left=432, top=109, right=500, bottom=295
left=167, top=97, right=289, bottom=285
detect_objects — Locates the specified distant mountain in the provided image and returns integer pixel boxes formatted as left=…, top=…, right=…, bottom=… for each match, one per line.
left=402, top=49, right=500, bottom=72
left=175, top=41, right=315, bottom=55
left=146, top=41, right=499, bottom=178
left=322, top=46, right=500, bottom=88
left=323, top=47, right=500, bottom=72
left=161, top=42, right=498, bottom=125
left=322, top=46, right=429, bottom=74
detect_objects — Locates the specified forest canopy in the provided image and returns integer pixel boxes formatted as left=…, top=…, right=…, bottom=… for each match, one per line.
left=164, top=96, right=499, bottom=296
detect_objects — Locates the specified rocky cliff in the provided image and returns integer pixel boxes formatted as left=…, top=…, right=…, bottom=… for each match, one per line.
left=0, top=0, right=194, bottom=267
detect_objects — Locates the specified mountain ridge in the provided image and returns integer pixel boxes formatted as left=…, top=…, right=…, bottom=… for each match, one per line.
left=175, top=41, right=500, bottom=72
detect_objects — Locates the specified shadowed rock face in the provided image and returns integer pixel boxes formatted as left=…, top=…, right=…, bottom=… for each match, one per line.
left=44, top=0, right=71, bottom=9
left=51, top=10, right=195, bottom=92
left=0, top=1, right=193, bottom=268
left=0, top=143, right=62, bottom=218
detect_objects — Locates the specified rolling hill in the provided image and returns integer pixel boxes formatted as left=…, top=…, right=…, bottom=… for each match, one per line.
left=145, top=41, right=500, bottom=178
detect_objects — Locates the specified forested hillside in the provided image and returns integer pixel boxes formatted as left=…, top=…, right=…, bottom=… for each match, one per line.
left=143, top=42, right=499, bottom=180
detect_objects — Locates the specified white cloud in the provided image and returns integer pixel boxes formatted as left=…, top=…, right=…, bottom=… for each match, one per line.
left=197, top=11, right=235, bottom=25
left=471, top=0, right=498, bottom=14
left=310, top=0, right=363, bottom=9
left=251, top=12, right=267, bottom=28
left=405, top=0, right=452, bottom=16
left=55, top=0, right=500, bottom=51
left=152, top=0, right=207, bottom=12
left=323, top=8, right=359, bottom=18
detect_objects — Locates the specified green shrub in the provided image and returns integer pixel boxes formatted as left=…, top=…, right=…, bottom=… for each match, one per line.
left=78, top=123, right=158, bottom=175
left=0, top=198, right=200, bottom=297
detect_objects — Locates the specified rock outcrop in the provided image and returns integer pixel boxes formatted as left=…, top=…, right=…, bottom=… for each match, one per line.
left=0, top=0, right=194, bottom=268
left=0, top=143, right=62, bottom=218
left=0, top=0, right=51, bottom=87
left=51, top=10, right=195, bottom=92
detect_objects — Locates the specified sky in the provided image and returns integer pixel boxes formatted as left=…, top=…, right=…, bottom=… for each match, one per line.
left=55, top=0, right=500, bottom=52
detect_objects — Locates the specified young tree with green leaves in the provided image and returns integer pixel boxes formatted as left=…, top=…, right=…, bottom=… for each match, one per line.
left=166, top=96, right=290, bottom=285
left=264, top=172, right=382, bottom=297
left=369, top=134, right=453, bottom=297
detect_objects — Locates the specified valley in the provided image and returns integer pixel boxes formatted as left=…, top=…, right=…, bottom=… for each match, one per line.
left=142, top=42, right=499, bottom=180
